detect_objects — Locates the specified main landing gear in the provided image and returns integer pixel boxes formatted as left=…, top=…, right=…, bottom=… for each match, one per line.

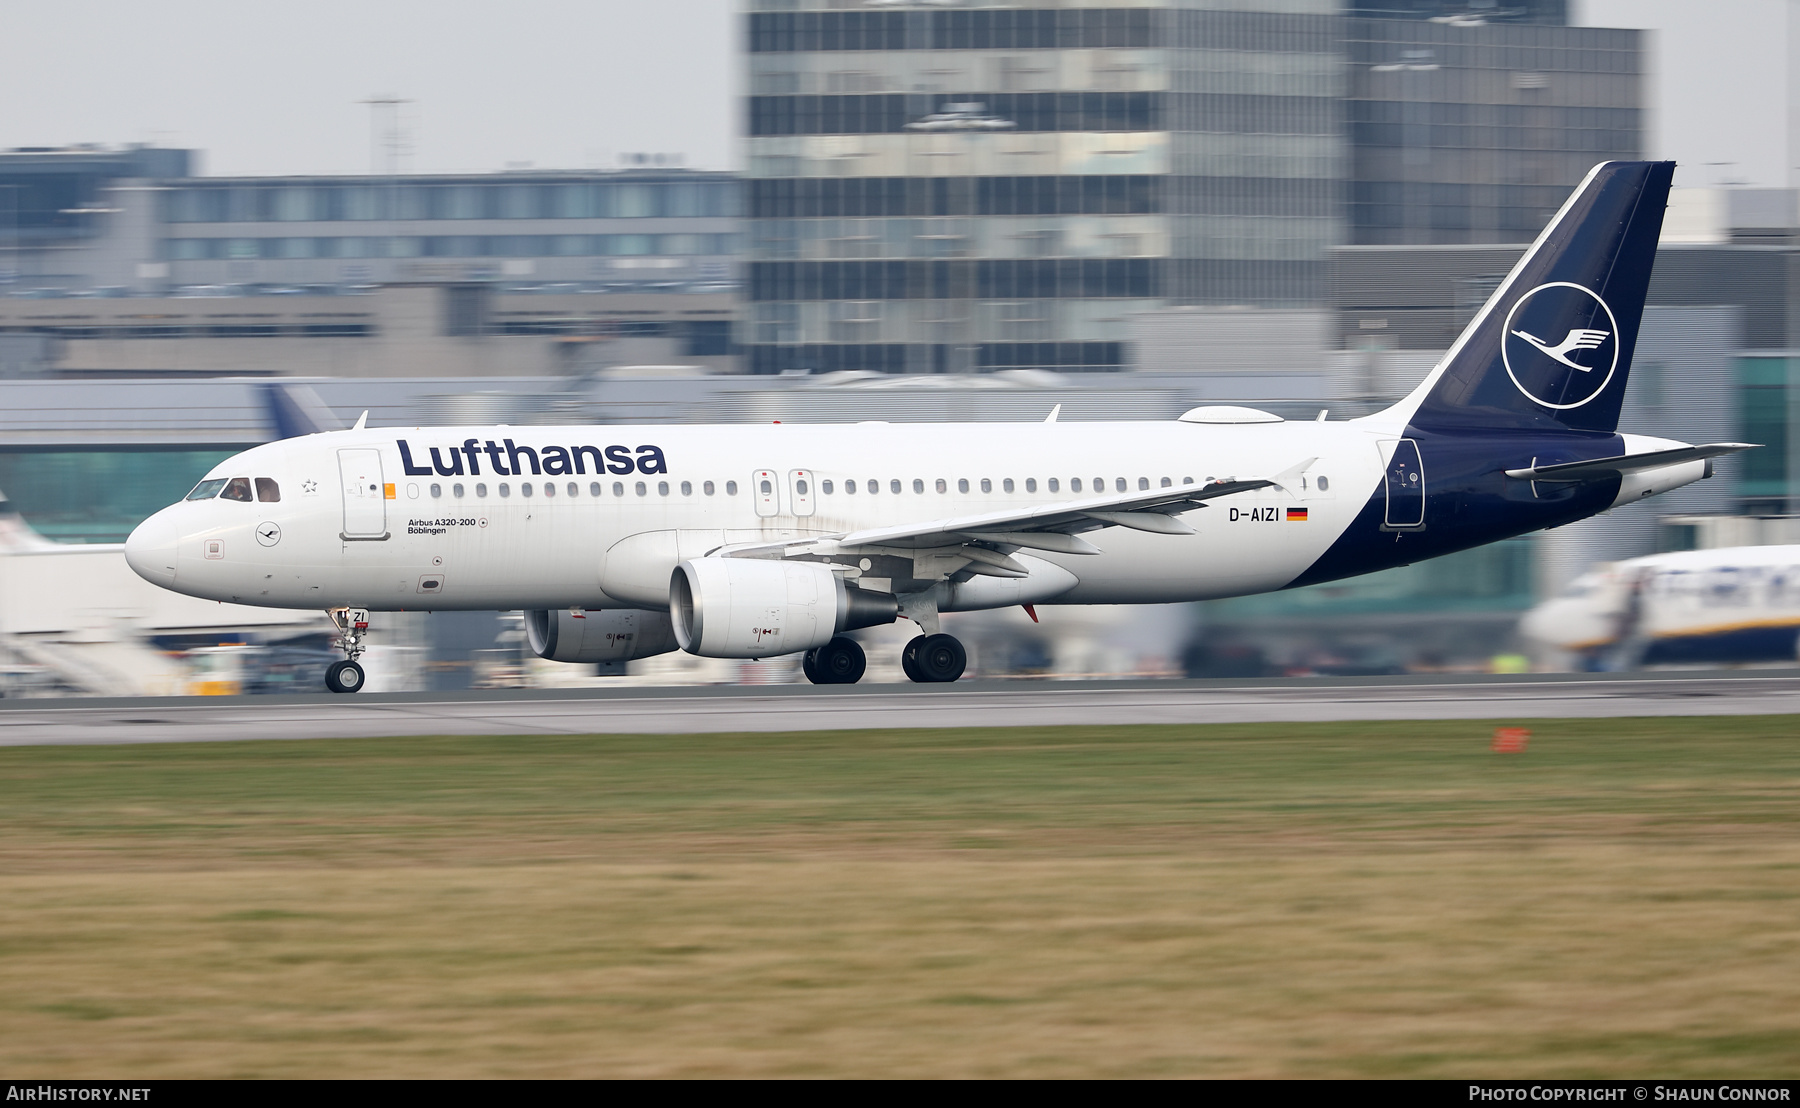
left=901, top=633, right=966, bottom=684
left=800, top=632, right=968, bottom=684
left=325, top=607, right=370, bottom=694
left=802, top=636, right=867, bottom=685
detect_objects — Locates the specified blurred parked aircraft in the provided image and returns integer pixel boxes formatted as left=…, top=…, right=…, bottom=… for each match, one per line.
left=0, top=488, right=321, bottom=695
left=1521, top=545, right=1800, bottom=669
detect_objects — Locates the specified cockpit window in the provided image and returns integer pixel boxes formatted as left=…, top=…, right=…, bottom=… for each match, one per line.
left=220, top=477, right=254, bottom=503
left=255, top=478, right=280, bottom=503
left=185, top=478, right=228, bottom=501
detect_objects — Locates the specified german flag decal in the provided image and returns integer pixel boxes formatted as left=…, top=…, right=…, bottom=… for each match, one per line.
left=1287, top=507, right=1308, bottom=521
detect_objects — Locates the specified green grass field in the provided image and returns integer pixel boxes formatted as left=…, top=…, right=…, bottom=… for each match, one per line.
left=2, top=716, right=1798, bottom=1077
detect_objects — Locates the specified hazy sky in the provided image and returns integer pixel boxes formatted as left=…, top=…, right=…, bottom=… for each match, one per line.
left=0, top=1, right=1787, bottom=187
left=0, top=0, right=738, bottom=176
left=1577, top=0, right=1790, bottom=188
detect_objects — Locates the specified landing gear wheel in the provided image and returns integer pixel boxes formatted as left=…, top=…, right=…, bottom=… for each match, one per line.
left=805, top=636, right=866, bottom=685
left=901, top=636, right=924, bottom=682
left=904, top=633, right=966, bottom=683
left=325, top=659, right=366, bottom=694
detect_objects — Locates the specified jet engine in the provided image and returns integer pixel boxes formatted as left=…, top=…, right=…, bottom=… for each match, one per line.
left=524, top=608, right=680, bottom=664
left=670, top=558, right=898, bottom=658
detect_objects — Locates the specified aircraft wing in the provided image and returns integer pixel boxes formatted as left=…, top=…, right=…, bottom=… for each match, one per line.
left=831, top=476, right=1278, bottom=552
left=1504, top=443, right=1756, bottom=482
left=717, top=470, right=1293, bottom=566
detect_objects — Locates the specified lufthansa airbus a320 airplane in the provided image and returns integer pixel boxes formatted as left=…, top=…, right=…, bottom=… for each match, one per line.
left=125, top=161, right=1750, bottom=693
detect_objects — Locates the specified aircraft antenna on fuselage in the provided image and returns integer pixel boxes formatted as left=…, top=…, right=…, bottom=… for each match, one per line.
left=1044, top=404, right=1061, bottom=423
left=352, top=410, right=369, bottom=431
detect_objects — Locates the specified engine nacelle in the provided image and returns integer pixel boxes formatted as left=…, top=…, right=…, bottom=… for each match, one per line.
left=670, top=558, right=898, bottom=659
left=525, top=608, right=680, bottom=664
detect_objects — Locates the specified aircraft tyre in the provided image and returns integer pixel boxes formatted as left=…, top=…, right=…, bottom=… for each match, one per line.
left=905, top=633, right=966, bottom=683
left=805, top=636, right=866, bottom=685
left=325, top=660, right=366, bottom=694
left=901, top=636, right=924, bottom=682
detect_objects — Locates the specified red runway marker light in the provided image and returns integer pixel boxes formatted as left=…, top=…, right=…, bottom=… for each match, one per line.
left=1492, top=727, right=1531, bottom=753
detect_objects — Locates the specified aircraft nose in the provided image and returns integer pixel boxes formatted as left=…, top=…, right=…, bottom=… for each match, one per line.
left=125, top=511, right=179, bottom=583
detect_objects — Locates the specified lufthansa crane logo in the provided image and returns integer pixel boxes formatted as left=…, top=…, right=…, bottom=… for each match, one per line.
left=1501, top=282, right=1619, bottom=410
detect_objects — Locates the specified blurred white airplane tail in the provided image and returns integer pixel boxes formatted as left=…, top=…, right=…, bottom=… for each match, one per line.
left=0, top=488, right=59, bottom=554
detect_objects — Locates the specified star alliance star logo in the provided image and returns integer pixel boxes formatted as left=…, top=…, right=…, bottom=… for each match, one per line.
left=302, top=479, right=318, bottom=494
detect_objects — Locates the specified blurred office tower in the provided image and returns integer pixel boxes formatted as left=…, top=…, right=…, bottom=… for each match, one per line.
left=740, top=0, right=1638, bottom=376
left=744, top=1, right=1345, bottom=375
left=1344, top=1, right=1640, bottom=245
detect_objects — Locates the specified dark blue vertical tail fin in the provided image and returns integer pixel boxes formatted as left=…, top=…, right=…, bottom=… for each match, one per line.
left=1395, top=161, right=1674, bottom=435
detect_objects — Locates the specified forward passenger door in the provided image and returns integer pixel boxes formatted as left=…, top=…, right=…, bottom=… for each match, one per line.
left=339, top=448, right=389, bottom=539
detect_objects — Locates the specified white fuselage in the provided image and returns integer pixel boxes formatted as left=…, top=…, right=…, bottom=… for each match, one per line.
left=125, top=418, right=1396, bottom=613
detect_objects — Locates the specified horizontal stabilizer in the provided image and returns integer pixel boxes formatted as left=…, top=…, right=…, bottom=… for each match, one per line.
left=1505, top=443, right=1756, bottom=482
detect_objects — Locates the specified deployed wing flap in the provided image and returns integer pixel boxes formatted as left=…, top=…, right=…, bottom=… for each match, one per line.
left=1505, top=443, right=1756, bottom=482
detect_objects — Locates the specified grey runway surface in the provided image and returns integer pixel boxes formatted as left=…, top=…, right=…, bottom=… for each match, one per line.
left=2, top=670, right=1799, bottom=747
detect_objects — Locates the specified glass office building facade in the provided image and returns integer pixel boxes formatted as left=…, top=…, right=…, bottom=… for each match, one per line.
left=1344, top=14, right=1642, bottom=245
left=743, top=1, right=1346, bottom=374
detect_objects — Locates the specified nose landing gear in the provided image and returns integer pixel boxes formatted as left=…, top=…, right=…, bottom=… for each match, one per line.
left=325, top=607, right=370, bottom=694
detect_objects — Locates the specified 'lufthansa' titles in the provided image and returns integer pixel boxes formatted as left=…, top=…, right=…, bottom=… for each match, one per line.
left=398, top=439, right=668, bottom=478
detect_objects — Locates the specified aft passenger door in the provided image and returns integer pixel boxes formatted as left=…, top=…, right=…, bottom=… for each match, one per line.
left=1382, top=438, right=1425, bottom=529
left=339, top=448, right=389, bottom=539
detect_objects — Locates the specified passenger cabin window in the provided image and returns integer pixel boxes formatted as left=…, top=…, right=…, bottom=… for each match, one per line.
left=186, top=478, right=228, bottom=501
left=256, top=478, right=281, bottom=502
left=220, top=477, right=254, bottom=503
left=1026, top=478, right=1037, bottom=492
left=590, top=482, right=602, bottom=496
